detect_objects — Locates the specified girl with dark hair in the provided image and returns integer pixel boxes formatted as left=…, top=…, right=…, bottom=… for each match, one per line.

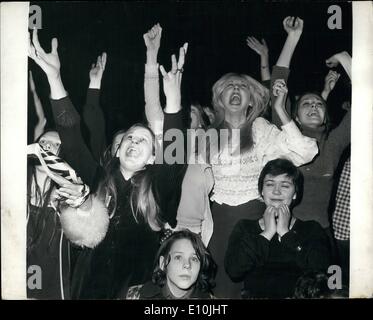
left=225, top=159, right=331, bottom=299
left=127, top=229, right=217, bottom=299
left=28, top=28, right=188, bottom=299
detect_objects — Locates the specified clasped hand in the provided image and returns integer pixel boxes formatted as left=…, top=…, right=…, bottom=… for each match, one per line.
left=262, top=204, right=291, bottom=239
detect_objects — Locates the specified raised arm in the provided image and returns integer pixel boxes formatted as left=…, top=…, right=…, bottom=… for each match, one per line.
left=326, top=51, right=352, bottom=80
left=246, top=36, right=270, bottom=84
left=276, top=16, right=303, bottom=68
left=28, top=29, right=100, bottom=189
left=272, top=79, right=291, bottom=125
left=83, top=53, right=108, bottom=161
left=324, top=51, right=352, bottom=154
left=154, top=43, right=189, bottom=227
left=271, top=17, right=303, bottom=127
left=28, top=29, right=67, bottom=99
left=321, top=70, right=340, bottom=100
left=29, top=70, right=47, bottom=141
left=143, top=23, right=164, bottom=140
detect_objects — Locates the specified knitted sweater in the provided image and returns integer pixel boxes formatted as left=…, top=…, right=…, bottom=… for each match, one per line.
left=210, top=117, right=318, bottom=206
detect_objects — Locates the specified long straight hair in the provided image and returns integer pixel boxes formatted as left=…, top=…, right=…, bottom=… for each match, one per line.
left=99, top=123, right=162, bottom=231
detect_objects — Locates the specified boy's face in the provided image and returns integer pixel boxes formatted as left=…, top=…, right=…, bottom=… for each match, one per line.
left=262, top=173, right=296, bottom=208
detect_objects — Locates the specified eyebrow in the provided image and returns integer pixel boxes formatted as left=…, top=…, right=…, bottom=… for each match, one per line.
left=171, top=251, right=197, bottom=255
left=302, top=99, right=323, bottom=103
left=264, top=179, right=293, bottom=184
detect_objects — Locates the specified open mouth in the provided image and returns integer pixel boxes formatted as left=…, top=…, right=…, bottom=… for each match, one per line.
left=307, top=112, right=319, bottom=117
left=125, top=146, right=140, bottom=157
left=230, top=93, right=241, bottom=105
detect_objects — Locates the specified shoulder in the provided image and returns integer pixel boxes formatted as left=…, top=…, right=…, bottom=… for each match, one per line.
left=294, top=219, right=326, bottom=237
left=126, top=284, right=144, bottom=300
left=191, top=287, right=215, bottom=299
left=127, top=281, right=164, bottom=300
left=232, top=219, right=260, bottom=236
left=252, top=117, right=276, bottom=138
left=253, top=117, right=270, bottom=128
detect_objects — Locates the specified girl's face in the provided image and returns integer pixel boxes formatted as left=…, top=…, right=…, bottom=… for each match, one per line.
left=39, top=131, right=61, bottom=156
left=190, top=105, right=202, bottom=129
left=220, top=76, right=251, bottom=116
left=111, top=132, right=125, bottom=156
left=262, top=173, right=296, bottom=208
left=117, top=127, right=155, bottom=173
left=296, top=94, right=326, bottom=129
left=161, top=239, right=201, bottom=298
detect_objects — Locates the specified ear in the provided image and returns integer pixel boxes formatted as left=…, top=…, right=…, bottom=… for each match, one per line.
left=114, top=144, right=121, bottom=158
left=159, top=256, right=165, bottom=270
left=295, top=116, right=301, bottom=125
left=147, top=155, right=155, bottom=165
left=292, top=193, right=297, bottom=200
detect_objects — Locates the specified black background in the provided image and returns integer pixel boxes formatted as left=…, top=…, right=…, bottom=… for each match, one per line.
left=28, top=1, right=352, bottom=143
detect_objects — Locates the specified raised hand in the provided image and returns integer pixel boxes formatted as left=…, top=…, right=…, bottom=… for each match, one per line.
left=143, top=23, right=162, bottom=52
left=325, top=51, right=351, bottom=80
left=246, top=36, right=268, bottom=57
left=325, top=51, right=350, bottom=68
left=324, top=70, right=340, bottom=91
left=272, top=79, right=291, bottom=125
left=159, top=43, right=188, bottom=113
left=89, top=52, right=107, bottom=89
left=276, top=204, right=291, bottom=237
left=272, top=79, right=288, bottom=98
left=28, top=28, right=60, bottom=79
left=283, top=16, right=304, bottom=38
left=260, top=206, right=277, bottom=240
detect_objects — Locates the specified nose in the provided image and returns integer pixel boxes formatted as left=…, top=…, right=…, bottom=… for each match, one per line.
left=233, top=84, right=240, bottom=90
left=44, top=142, right=51, bottom=151
left=131, top=137, right=140, bottom=144
left=273, top=184, right=281, bottom=195
left=183, top=259, right=191, bottom=270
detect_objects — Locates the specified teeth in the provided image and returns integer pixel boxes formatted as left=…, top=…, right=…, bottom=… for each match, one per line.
left=230, top=93, right=241, bottom=104
left=126, top=147, right=139, bottom=156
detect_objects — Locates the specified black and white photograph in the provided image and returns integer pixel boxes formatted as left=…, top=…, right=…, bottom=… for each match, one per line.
left=1, top=1, right=372, bottom=304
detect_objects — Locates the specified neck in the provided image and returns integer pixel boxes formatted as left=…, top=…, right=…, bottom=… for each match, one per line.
left=167, top=281, right=190, bottom=299
left=119, top=166, right=134, bottom=181
left=224, top=111, right=247, bottom=128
